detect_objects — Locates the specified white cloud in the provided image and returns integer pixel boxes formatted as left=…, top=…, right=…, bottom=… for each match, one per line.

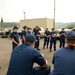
left=0, top=0, right=75, bottom=22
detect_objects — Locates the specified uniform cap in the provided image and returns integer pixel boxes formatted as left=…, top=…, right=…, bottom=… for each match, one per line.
left=36, top=26, right=39, bottom=28
left=67, top=31, right=75, bottom=42
left=23, top=26, right=27, bottom=29
left=26, top=34, right=36, bottom=42
left=13, top=26, right=18, bottom=29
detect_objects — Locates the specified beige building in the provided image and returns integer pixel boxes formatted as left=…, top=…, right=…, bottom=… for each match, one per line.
left=20, top=18, right=54, bottom=30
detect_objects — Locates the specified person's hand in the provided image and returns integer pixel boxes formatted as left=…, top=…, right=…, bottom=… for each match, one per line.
left=18, top=43, right=20, bottom=46
left=46, top=60, right=48, bottom=65
left=41, top=54, right=44, bottom=57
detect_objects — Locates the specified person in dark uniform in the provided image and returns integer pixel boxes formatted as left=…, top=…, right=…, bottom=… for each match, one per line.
left=43, top=28, right=50, bottom=49
left=33, top=26, right=40, bottom=50
left=22, top=25, right=28, bottom=44
left=11, top=26, right=20, bottom=50
left=59, top=28, right=67, bottom=48
left=51, top=31, right=75, bottom=75
left=27, top=27, right=32, bottom=34
left=50, top=28, right=57, bottom=52
left=6, top=34, right=51, bottom=75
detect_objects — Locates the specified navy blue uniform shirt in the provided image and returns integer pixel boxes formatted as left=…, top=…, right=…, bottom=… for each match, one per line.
left=22, top=30, right=28, bottom=43
left=22, top=30, right=28, bottom=37
left=11, top=32, right=19, bottom=49
left=51, top=47, right=75, bottom=75
left=50, top=32, right=57, bottom=39
left=7, top=42, right=46, bottom=75
left=59, top=31, right=66, bottom=39
left=34, top=30, right=40, bottom=40
left=44, top=31, right=50, bottom=39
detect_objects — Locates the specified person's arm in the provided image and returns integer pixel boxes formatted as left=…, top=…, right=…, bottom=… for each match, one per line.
left=36, top=32, right=40, bottom=36
left=47, top=32, right=51, bottom=37
left=12, top=38, right=20, bottom=46
left=34, top=51, right=49, bottom=68
left=59, top=32, right=62, bottom=36
left=22, top=35, right=25, bottom=42
left=42, top=60, right=48, bottom=68
left=11, top=33, right=20, bottom=46
left=64, top=32, right=67, bottom=36
left=50, top=32, right=52, bottom=37
left=44, top=32, right=47, bottom=37
left=52, top=54, right=55, bottom=64
left=22, top=31, right=26, bottom=42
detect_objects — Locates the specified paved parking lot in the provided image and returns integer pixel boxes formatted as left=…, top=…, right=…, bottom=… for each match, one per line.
left=0, top=37, right=60, bottom=75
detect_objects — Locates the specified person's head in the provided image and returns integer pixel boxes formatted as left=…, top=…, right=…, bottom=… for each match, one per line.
left=27, top=27, right=31, bottom=31
left=66, top=31, right=75, bottom=49
left=23, top=26, right=27, bottom=31
left=52, top=28, right=55, bottom=32
left=25, top=34, right=36, bottom=47
left=62, top=28, right=65, bottom=31
left=35, top=26, right=39, bottom=30
left=46, top=28, right=48, bottom=31
left=13, top=26, right=18, bottom=32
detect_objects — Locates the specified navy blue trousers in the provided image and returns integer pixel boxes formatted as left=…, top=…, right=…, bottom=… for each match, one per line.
left=33, top=65, right=51, bottom=75
left=43, top=38, right=50, bottom=47
left=50, top=38, right=56, bottom=51
left=60, top=38, right=65, bottom=48
left=35, top=39, right=40, bottom=49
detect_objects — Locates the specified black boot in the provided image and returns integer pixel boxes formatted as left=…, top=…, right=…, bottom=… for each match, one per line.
left=54, top=49, right=56, bottom=51
left=47, top=46, right=48, bottom=49
left=37, top=48, right=40, bottom=50
left=50, top=49, right=52, bottom=52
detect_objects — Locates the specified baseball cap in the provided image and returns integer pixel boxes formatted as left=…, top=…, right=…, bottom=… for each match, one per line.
left=67, top=31, right=75, bottom=42
left=26, top=34, right=36, bottom=42
left=23, top=25, right=27, bottom=29
left=13, top=26, right=18, bottom=29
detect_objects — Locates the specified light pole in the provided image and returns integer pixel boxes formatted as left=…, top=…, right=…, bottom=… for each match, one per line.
left=23, top=12, right=26, bottom=20
left=0, top=17, right=3, bottom=29
left=53, top=0, right=56, bottom=29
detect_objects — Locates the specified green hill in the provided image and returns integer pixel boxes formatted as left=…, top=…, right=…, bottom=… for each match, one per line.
left=56, top=22, right=75, bottom=29
left=0, top=22, right=20, bottom=28
left=66, top=23, right=75, bottom=29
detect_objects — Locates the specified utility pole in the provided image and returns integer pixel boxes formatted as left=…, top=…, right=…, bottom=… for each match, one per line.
left=0, top=17, right=3, bottom=29
left=53, top=0, right=56, bottom=29
left=23, top=12, right=26, bottom=20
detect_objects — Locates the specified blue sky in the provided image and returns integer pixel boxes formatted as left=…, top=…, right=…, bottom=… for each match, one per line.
left=0, top=0, right=75, bottom=22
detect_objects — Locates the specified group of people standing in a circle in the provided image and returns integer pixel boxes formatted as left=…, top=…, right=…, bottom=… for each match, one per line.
left=6, top=27, right=75, bottom=75
left=11, top=25, right=67, bottom=52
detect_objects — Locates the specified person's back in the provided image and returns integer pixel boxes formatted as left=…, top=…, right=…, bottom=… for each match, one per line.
left=7, top=34, right=50, bottom=75
left=51, top=47, right=75, bottom=75
left=51, top=31, right=75, bottom=75
left=7, top=43, right=36, bottom=75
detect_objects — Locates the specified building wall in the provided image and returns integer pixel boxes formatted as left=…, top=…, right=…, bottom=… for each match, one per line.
left=47, top=18, right=54, bottom=31
left=20, top=18, right=53, bottom=30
